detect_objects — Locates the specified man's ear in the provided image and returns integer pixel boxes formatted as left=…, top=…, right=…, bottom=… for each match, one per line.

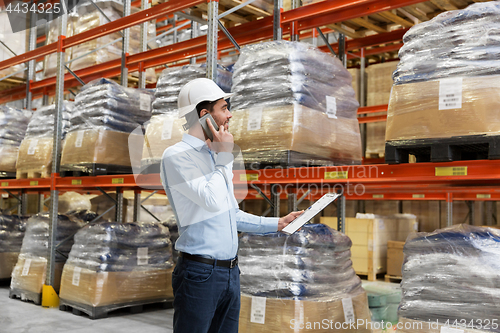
left=199, top=109, right=209, bottom=118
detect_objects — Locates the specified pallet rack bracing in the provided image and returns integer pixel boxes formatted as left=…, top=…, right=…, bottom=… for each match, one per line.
left=0, top=0, right=498, bottom=304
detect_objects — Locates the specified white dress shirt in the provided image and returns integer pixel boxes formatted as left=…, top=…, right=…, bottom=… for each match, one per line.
left=160, top=133, right=278, bottom=260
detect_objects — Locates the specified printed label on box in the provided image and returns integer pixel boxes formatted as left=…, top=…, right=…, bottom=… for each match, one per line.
left=247, top=108, right=263, bottom=131
left=341, top=297, right=355, bottom=323
left=137, top=247, right=148, bottom=266
left=439, top=78, right=462, bottom=110
left=250, top=296, right=266, bottom=324
left=140, top=94, right=152, bottom=112
left=27, top=139, right=38, bottom=155
left=21, top=259, right=31, bottom=276
left=72, top=266, right=82, bottom=286
left=441, top=327, right=464, bottom=333
left=162, top=118, right=175, bottom=140
left=75, top=130, right=85, bottom=148
left=326, top=96, right=337, bottom=119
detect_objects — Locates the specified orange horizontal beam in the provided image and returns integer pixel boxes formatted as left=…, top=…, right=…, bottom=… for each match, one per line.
left=357, top=105, right=388, bottom=115
left=357, top=114, right=387, bottom=123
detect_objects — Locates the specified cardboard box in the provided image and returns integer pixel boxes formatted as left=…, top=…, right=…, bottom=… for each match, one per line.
left=16, top=136, right=53, bottom=178
left=386, top=75, right=500, bottom=141
left=321, top=216, right=417, bottom=280
left=0, top=252, right=20, bottom=279
left=386, top=241, right=405, bottom=277
left=61, top=129, right=142, bottom=167
left=231, top=104, right=362, bottom=164
left=0, top=145, right=19, bottom=172
left=10, top=256, right=64, bottom=293
left=239, top=291, right=373, bottom=333
left=59, top=264, right=174, bottom=307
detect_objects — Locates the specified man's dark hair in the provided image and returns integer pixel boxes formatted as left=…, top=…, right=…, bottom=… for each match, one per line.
left=196, top=100, right=218, bottom=117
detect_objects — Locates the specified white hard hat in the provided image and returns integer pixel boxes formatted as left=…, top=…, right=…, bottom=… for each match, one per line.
left=177, top=78, right=233, bottom=118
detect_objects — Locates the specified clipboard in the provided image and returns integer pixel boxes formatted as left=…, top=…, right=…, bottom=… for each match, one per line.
left=281, top=192, right=341, bottom=235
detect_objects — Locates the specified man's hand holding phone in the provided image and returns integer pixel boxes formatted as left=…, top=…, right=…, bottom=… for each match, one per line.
left=206, top=118, right=234, bottom=153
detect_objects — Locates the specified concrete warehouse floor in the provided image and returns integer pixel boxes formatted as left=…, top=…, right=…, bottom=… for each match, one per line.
left=0, top=281, right=174, bottom=333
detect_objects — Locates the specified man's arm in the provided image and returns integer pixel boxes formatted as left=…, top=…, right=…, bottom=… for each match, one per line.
left=235, top=201, right=304, bottom=233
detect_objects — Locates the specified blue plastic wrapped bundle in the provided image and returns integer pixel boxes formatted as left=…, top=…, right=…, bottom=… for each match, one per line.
left=230, top=41, right=359, bottom=117
left=69, top=78, right=153, bottom=133
left=394, top=1, right=500, bottom=85
left=0, top=215, right=28, bottom=253
left=238, top=223, right=362, bottom=300
left=66, top=221, right=174, bottom=272
left=399, top=224, right=500, bottom=332
left=0, top=106, right=31, bottom=172
left=152, top=64, right=232, bottom=115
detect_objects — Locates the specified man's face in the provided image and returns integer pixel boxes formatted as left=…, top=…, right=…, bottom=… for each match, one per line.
left=210, top=99, right=232, bottom=131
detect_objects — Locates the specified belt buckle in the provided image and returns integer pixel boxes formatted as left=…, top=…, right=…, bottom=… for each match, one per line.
left=230, top=257, right=238, bottom=268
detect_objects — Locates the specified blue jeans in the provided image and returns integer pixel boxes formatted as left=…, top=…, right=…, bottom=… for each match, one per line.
left=172, top=256, right=241, bottom=333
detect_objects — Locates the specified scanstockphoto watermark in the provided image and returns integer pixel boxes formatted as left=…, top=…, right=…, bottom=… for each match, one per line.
left=2, top=0, right=85, bottom=33
left=248, top=164, right=381, bottom=198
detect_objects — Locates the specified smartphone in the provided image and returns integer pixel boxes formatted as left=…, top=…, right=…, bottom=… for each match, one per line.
left=199, top=113, right=219, bottom=141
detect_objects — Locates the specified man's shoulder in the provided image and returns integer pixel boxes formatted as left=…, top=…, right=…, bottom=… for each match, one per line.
left=162, top=140, right=198, bottom=162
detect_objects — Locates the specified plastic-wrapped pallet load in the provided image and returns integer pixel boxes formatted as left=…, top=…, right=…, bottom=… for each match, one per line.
left=0, top=106, right=31, bottom=173
left=0, top=215, right=28, bottom=279
left=44, top=0, right=156, bottom=81
left=386, top=2, right=500, bottom=143
left=16, top=102, right=72, bottom=179
left=0, top=12, right=26, bottom=79
left=9, top=213, right=85, bottom=304
left=59, top=221, right=174, bottom=318
left=230, top=41, right=361, bottom=167
left=60, top=78, right=153, bottom=175
left=141, top=64, right=232, bottom=172
left=398, top=224, right=500, bottom=333
left=238, top=224, right=372, bottom=333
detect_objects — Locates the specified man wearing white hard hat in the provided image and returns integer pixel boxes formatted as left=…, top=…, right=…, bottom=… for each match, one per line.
left=160, top=78, right=302, bottom=333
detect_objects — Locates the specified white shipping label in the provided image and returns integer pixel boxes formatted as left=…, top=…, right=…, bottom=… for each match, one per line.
left=326, top=96, right=337, bottom=119
left=75, top=130, right=85, bottom=148
left=247, top=108, right=263, bottom=131
left=140, top=94, right=152, bottom=112
left=441, top=327, right=464, bottom=333
left=21, top=259, right=31, bottom=276
left=137, top=247, right=148, bottom=266
left=250, top=296, right=266, bottom=324
left=341, top=297, right=355, bottom=323
left=72, top=266, right=82, bottom=286
left=27, top=139, right=38, bottom=155
left=439, top=78, right=462, bottom=110
left=162, top=118, right=175, bottom=140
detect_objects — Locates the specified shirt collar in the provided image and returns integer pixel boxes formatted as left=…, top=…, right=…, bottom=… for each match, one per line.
left=182, top=133, right=207, bottom=152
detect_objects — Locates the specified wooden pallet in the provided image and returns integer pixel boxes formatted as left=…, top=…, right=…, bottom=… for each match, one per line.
left=384, top=274, right=402, bottom=283
left=16, top=168, right=51, bottom=180
left=357, top=272, right=386, bottom=281
left=60, top=163, right=133, bottom=177
left=59, top=298, right=173, bottom=320
left=385, top=135, right=500, bottom=164
left=9, top=288, right=42, bottom=305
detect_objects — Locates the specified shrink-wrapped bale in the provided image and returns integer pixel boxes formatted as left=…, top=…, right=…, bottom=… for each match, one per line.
left=230, top=41, right=361, bottom=166
left=59, top=221, right=174, bottom=313
left=10, top=214, right=85, bottom=301
left=399, top=224, right=500, bottom=332
left=16, top=102, right=72, bottom=179
left=61, top=78, right=152, bottom=173
left=0, top=12, right=27, bottom=79
left=238, top=224, right=372, bottom=332
left=0, top=215, right=28, bottom=279
left=387, top=2, right=500, bottom=143
left=0, top=106, right=31, bottom=172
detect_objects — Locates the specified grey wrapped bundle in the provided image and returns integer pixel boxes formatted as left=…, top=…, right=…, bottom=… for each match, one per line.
left=0, top=106, right=31, bottom=144
left=230, top=41, right=359, bottom=117
left=66, top=221, right=174, bottom=272
left=25, top=102, right=72, bottom=139
left=239, top=223, right=362, bottom=300
left=394, top=1, right=500, bottom=85
left=70, top=78, right=153, bottom=133
left=0, top=215, right=28, bottom=253
left=399, top=224, right=500, bottom=331
left=20, top=213, right=85, bottom=262
left=152, top=64, right=232, bottom=115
